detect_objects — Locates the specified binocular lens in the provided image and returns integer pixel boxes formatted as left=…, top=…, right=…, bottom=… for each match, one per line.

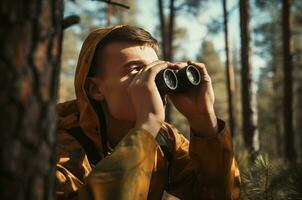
left=186, top=66, right=201, bottom=85
left=163, top=70, right=177, bottom=89
left=155, top=68, right=178, bottom=95
left=155, top=65, right=201, bottom=95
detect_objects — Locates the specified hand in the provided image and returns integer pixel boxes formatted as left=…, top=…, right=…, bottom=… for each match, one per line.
left=168, top=61, right=218, bottom=136
left=128, top=60, right=173, bottom=137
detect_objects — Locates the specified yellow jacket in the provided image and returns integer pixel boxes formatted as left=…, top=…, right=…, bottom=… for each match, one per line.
left=56, top=25, right=241, bottom=200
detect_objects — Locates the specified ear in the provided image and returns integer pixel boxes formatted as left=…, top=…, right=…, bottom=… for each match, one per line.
left=85, top=77, right=105, bottom=101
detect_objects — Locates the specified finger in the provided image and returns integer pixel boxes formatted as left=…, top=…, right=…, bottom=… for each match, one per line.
left=145, top=62, right=172, bottom=81
left=142, top=60, right=173, bottom=72
left=131, top=61, right=168, bottom=86
left=188, top=61, right=209, bottom=76
left=188, top=61, right=211, bottom=82
left=129, top=68, right=144, bottom=85
left=172, top=62, right=187, bottom=69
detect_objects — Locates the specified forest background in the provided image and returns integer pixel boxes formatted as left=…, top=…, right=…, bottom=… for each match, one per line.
left=1, top=0, right=302, bottom=199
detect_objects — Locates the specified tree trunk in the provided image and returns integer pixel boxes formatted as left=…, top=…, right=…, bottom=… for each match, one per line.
left=272, top=57, right=283, bottom=157
left=158, top=0, right=175, bottom=123
left=168, top=0, right=175, bottom=62
left=158, top=0, right=167, bottom=59
left=164, top=0, right=175, bottom=123
left=0, top=0, right=63, bottom=199
left=222, top=0, right=236, bottom=137
left=239, top=0, right=260, bottom=158
left=271, top=30, right=283, bottom=158
left=296, top=77, right=302, bottom=162
left=282, top=0, right=296, bottom=162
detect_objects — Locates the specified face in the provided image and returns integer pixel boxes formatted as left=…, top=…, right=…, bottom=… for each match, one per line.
left=91, top=42, right=159, bottom=122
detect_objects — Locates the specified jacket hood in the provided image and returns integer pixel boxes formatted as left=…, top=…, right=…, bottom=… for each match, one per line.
left=58, top=25, right=125, bottom=159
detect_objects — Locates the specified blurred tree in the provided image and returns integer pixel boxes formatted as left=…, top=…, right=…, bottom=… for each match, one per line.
left=231, top=40, right=242, bottom=135
left=199, top=1, right=240, bottom=139
left=102, top=0, right=137, bottom=26
left=239, top=0, right=260, bottom=159
left=157, top=0, right=175, bottom=122
left=292, top=1, right=302, bottom=162
left=0, top=0, right=63, bottom=199
left=253, top=1, right=284, bottom=158
left=254, top=0, right=302, bottom=162
left=295, top=51, right=302, bottom=162
left=282, top=0, right=296, bottom=163
left=157, top=0, right=205, bottom=122
left=109, top=0, right=136, bottom=24
left=157, top=0, right=205, bottom=65
left=60, top=29, right=80, bottom=102
left=222, top=0, right=236, bottom=136
left=257, top=68, right=280, bottom=157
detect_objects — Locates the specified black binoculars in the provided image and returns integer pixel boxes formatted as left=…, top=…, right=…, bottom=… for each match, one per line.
left=155, top=65, right=201, bottom=95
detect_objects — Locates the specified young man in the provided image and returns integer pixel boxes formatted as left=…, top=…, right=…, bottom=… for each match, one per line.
left=56, top=25, right=241, bottom=199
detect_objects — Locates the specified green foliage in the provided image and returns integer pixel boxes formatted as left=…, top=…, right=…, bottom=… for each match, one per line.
left=241, top=155, right=283, bottom=199
left=237, top=153, right=302, bottom=199
left=286, top=165, right=302, bottom=199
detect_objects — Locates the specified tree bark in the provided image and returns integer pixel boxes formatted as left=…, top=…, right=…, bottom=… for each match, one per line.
left=164, top=0, right=175, bottom=123
left=282, top=0, right=296, bottom=162
left=0, top=0, right=63, bottom=199
left=168, top=0, right=175, bottom=62
left=222, top=0, right=236, bottom=137
left=272, top=55, right=283, bottom=158
left=158, top=0, right=167, bottom=60
left=271, top=29, right=283, bottom=158
left=296, top=76, right=302, bottom=162
left=62, top=15, right=80, bottom=30
left=158, top=0, right=175, bottom=123
left=239, top=0, right=260, bottom=157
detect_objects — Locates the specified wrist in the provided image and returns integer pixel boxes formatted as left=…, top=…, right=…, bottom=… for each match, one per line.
left=188, top=110, right=218, bottom=136
left=135, top=113, right=163, bottom=138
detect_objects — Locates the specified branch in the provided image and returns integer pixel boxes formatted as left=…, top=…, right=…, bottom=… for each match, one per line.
left=62, top=15, right=80, bottom=30
left=175, top=2, right=186, bottom=11
left=97, top=0, right=130, bottom=9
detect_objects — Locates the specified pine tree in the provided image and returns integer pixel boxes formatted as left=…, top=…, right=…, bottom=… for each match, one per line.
left=0, top=0, right=63, bottom=199
left=239, top=0, right=260, bottom=158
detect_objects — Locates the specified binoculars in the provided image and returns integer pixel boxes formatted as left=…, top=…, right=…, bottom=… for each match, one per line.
left=155, top=65, right=201, bottom=95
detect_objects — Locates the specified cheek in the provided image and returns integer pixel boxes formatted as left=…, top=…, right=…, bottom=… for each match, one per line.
left=102, top=77, right=136, bottom=120
left=107, top=95, right=136, bottom=121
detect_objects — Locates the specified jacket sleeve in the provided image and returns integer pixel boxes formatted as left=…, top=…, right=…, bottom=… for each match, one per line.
left=165, top=119, right=241, bottom=199
left=56, top=128, right=158, bottom=200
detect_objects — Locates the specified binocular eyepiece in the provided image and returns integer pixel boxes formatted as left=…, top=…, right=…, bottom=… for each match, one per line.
left=155, top=65, right=201, bottom=95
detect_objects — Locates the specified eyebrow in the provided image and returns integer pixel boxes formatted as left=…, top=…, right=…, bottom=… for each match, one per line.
left=122, top=60, right=147, bottom=68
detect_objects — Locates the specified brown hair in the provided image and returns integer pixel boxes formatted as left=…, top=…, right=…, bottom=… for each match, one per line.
left=89, top=25, right=159, bottom=77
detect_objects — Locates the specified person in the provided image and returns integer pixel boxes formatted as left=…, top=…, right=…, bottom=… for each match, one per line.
left=56, top=25, right=241, bottom=200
